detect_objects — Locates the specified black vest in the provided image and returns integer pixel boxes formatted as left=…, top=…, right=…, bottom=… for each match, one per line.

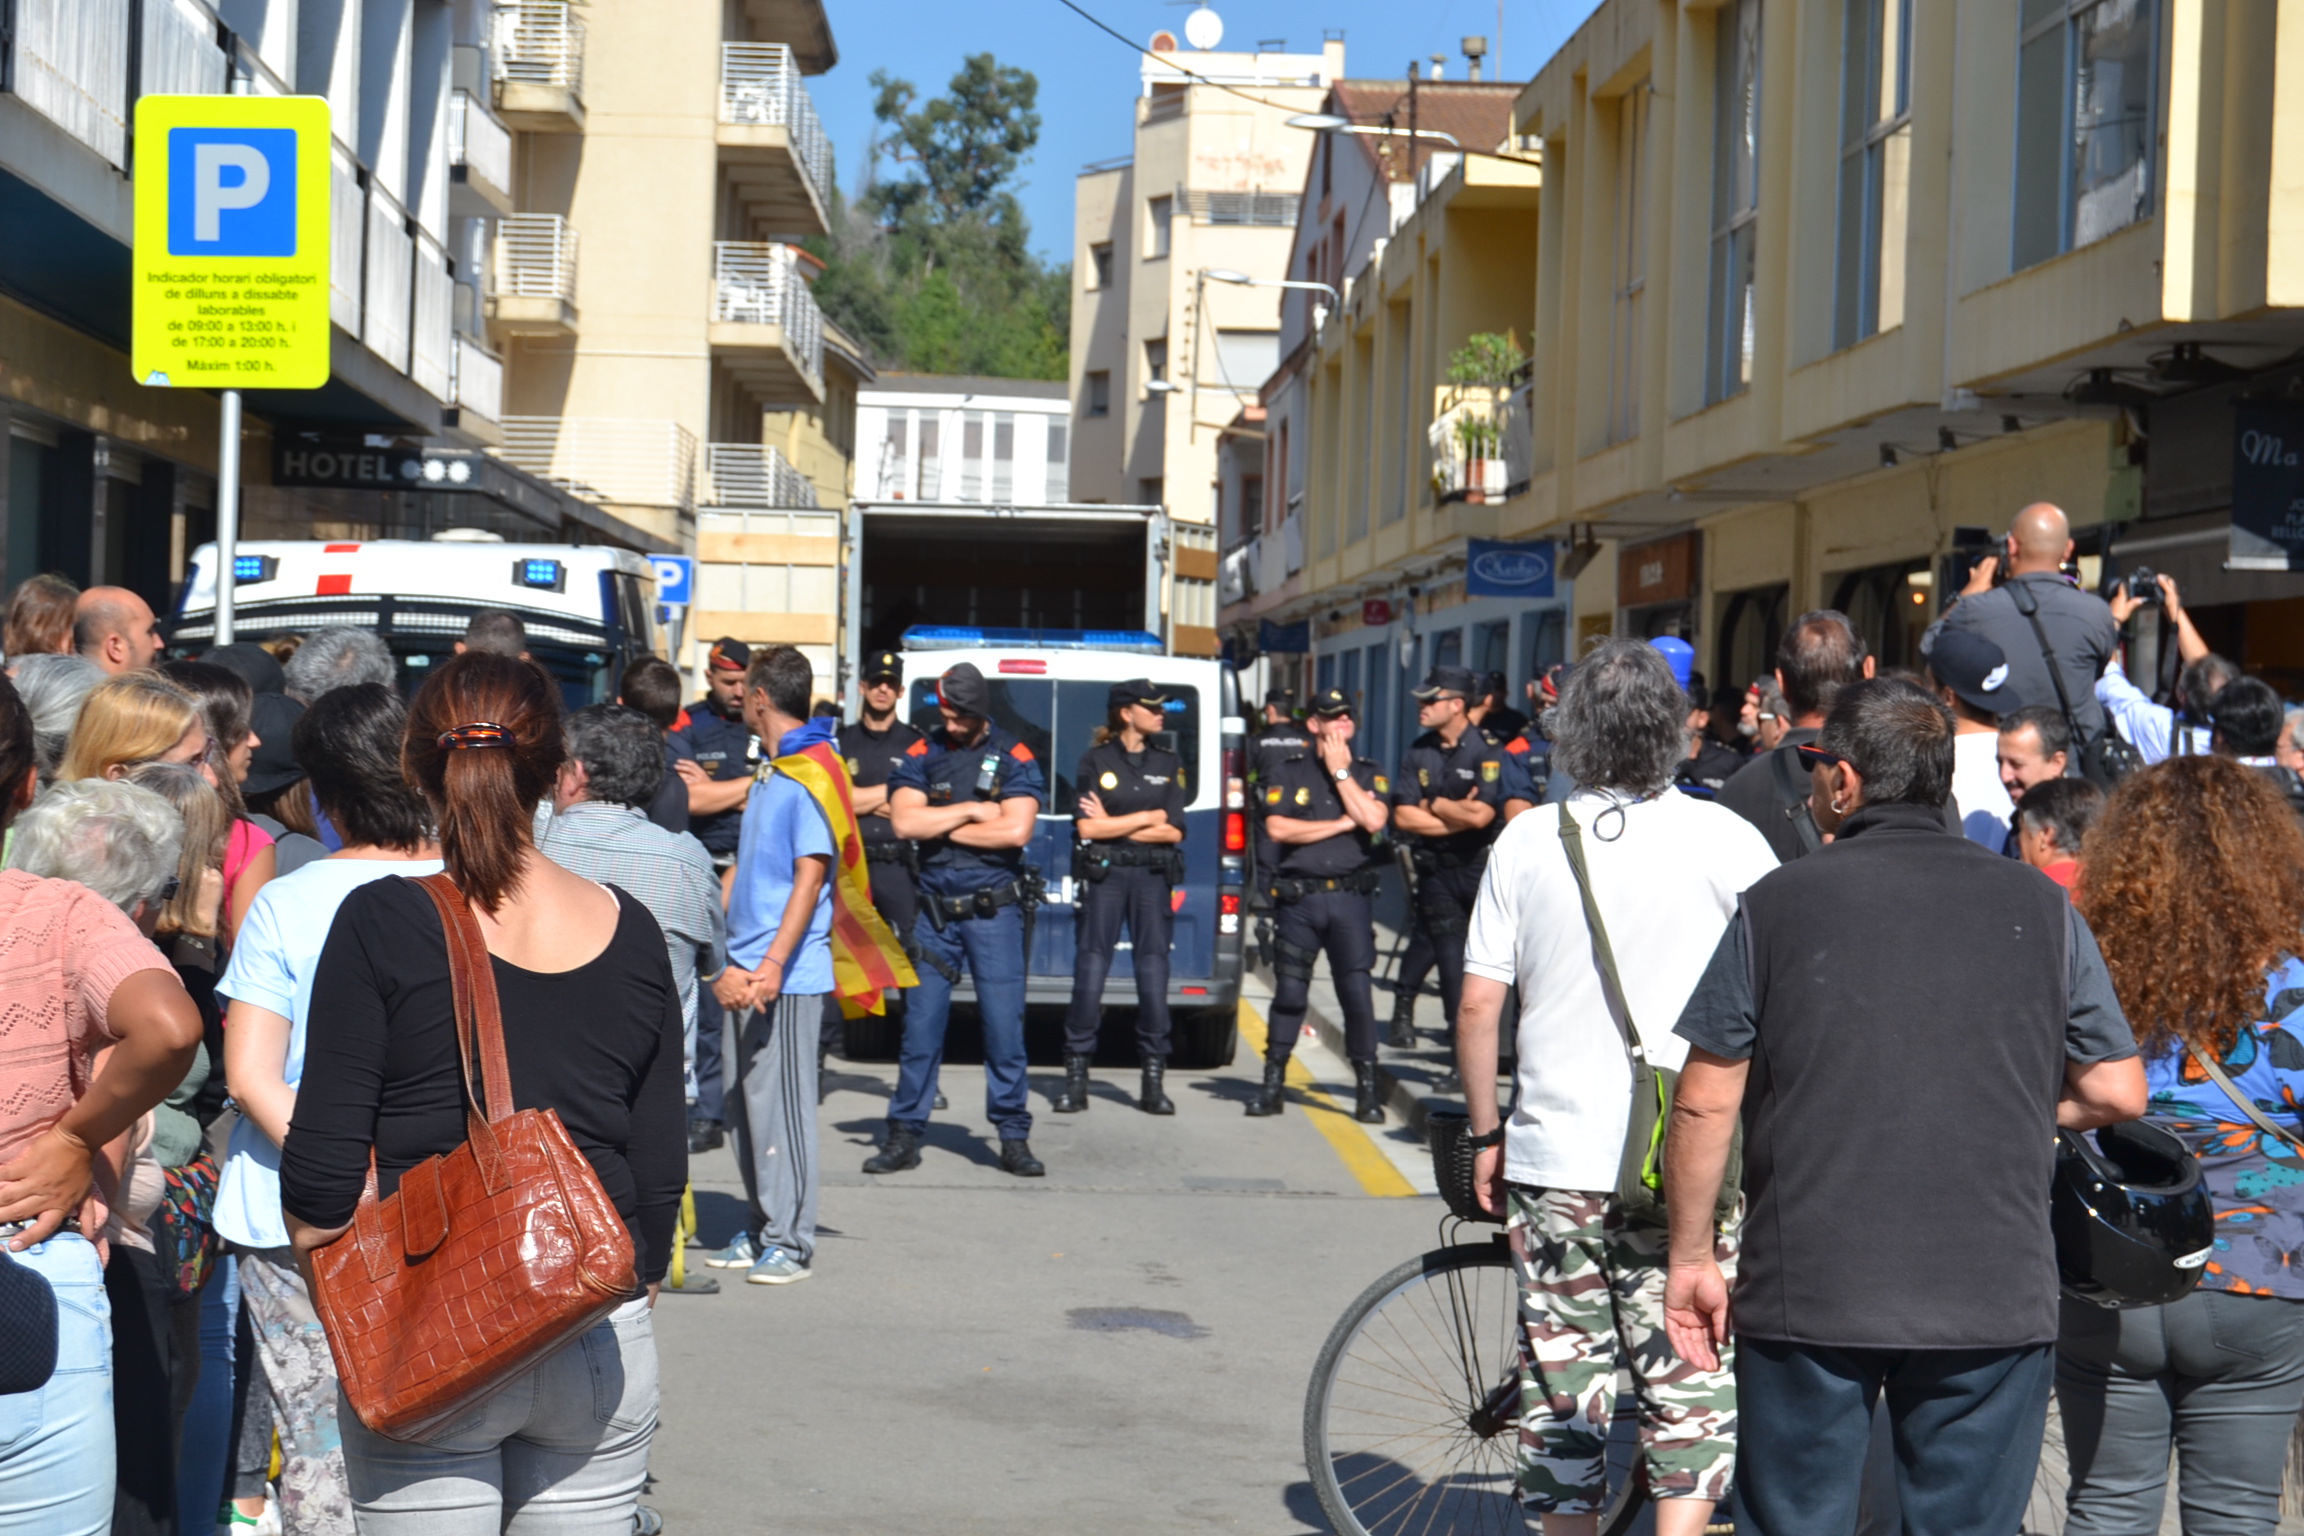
left=1735, top=801, right=2071, bottom=1349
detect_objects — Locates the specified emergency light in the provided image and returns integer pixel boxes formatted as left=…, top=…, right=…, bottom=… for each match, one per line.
left=899, top=626, right=1163, bottom=655
left=512, top=558, right=566, bottom=593
left=231, top=554, right=279, bottom=584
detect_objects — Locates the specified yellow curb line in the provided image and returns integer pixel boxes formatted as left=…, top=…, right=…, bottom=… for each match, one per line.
left=1239, top=1000, right=1417, bottom=1198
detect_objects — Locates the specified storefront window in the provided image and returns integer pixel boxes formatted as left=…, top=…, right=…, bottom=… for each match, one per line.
left=1831, top=561, right=1931, bottom=671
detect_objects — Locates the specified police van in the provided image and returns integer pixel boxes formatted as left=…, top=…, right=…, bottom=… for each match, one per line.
left=169, top=536, right=662, bottom=705
left=875, top=627, right=1248, bottom=1067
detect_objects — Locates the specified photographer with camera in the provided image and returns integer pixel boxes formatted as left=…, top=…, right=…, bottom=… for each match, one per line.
left=1923, top=503, right=2118, bottom=748
left=2099, top=572, right=2231, bottom=764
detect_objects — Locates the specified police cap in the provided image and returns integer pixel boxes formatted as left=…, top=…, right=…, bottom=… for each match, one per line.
left=861, top=649, right=904, bottom=684
left=1412, top=665, right=1478, bottom=701
left=1309, top=687, right=1354, bottom=719
left=1109, top=678, right=1167, bottom=711
left=708, top=637, right=751, bottom=673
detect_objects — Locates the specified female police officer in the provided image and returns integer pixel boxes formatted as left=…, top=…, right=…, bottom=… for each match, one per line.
left=1056, top=679, right=1188, bottom=1116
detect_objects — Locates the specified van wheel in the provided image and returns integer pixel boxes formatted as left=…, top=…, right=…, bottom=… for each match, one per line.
left=842, top=1011, right=902, bottom=1062
left=1173, top=1007, right=1239, bottom=1069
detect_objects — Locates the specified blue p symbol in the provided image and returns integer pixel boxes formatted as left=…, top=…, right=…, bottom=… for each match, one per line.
left=168, top=128, right=296, bottom=256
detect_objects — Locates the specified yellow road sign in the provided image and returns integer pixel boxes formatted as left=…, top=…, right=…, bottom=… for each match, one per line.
left=131, top=95, right=331, bottom=390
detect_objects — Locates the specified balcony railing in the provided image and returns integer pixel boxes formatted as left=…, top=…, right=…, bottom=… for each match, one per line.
left=1429, top=385, right=1534, bottom=505
left=498, top=418, right=697, bottom=513
left=14, top=0, right=130, bottom=166
left=492, top=0, right=584, bottom=91
left=363, top=183, right=413, bottom=372
left=409, top=232, right=454, bottom=401
left=141, top=0, right=228, bottom=98
left=329, top=140, right=365, bottom=332
left=449, top=89, right=512, bottom=194
left=452, top=335, right=504, bottom=424
left=719, top=42, right=833, bottom=212
left=712, top=242, right=822, bottom=379
left=704, top=444, right=820, bottom=510
left=496, top=214, right=578, bottom=299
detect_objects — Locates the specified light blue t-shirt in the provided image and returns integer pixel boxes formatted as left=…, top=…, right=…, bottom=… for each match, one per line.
left=211, top=855, right=444, bottom=1249
left=725, top=768, right=835, bottom=993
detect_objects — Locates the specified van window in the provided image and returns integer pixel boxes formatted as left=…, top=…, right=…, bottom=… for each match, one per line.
left=906, top=675, right=1199, bottom=814
left=908, top=679, right=1054, bottom=785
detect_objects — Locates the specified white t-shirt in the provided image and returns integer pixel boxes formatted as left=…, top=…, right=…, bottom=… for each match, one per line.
left=1950, top=730, right=2015, bottom=851
left=212, top=855, right=445, bottom=1249
left=1464, top=787, right=1778, bottom=1191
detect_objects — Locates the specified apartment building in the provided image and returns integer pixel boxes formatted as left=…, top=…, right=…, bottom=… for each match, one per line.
left=1252, top=0, right=2304, bottom=716
left=853, top=375, right=1072, bottom=505
left=1068, top=30, right=1343, bottom=656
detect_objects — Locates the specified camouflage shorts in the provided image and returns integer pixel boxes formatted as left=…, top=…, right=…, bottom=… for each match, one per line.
left=1506, top=1186, right=1739, bottom=1513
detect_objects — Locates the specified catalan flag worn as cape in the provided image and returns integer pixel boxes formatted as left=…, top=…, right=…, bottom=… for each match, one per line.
left=770, top=736, right=918, bottom=1018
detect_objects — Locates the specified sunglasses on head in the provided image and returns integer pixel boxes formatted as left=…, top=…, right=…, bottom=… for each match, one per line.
left=1794, top=744, right=1848, bottom=773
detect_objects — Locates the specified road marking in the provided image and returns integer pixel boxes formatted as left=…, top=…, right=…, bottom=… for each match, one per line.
left=1238, top=1001, right=1417, bottom=1198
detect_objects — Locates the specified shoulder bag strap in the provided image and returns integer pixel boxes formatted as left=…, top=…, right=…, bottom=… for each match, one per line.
left=412, top=872, right=514, bottom=1190
left=2186, top=1038, right=2304, bottom=1155
left=2006, top=579, right=2088, bottom=748
left=1767, top=745, right=1824, bottom=856
left=1556, top=802, right=1645, bottom=1062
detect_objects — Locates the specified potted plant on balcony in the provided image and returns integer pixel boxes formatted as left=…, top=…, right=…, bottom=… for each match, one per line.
left=1445, top=331, right=1528, bottom=504
left=1453, top=413, right=1500, bottom=503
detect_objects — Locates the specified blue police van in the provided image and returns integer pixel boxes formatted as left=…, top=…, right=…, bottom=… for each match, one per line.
left=884, top=627, right=1247, bottom=1067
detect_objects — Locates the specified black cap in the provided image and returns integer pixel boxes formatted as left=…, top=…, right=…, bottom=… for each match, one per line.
left=861, top=649, right=904, bottom=683
left=1309, top=687, right=1354, bottom=719
left=936, top=661, right=990, bottom=716
left=1109, top=678, right=1167, bottom=711
left=1264, top=686, right=1294, bottom=709
left=242, top=691, right=308, bottom=798
left=708, top=637, right=751, bottom=673
left=204, top=641, right=286, bottom=696
left=1926, top=629, right=2012, bottom=714
left=1412, top=665, right=1478, bottom=702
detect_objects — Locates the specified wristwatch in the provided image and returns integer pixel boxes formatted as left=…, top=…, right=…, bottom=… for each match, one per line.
left=1332, top=766, right=1351, bottom=782
left=1464, top=1125, right=1506, bottom=1149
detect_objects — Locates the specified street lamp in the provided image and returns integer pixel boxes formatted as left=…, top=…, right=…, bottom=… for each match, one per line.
left=1285, top=113, right=1463, bottom=149
left=1203, top=268, right=1343, bottom=304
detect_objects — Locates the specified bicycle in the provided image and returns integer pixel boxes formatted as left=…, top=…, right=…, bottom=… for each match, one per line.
left=1302, top=1113, right=1653, bottom=1536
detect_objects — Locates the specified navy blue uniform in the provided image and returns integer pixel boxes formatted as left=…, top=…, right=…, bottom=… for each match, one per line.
left=1394, top=727, right=1506, bottom=1036
left=1263, top=750, right=1387, bottom=1065
left=884, top=724, right=1046, bottom=1138
left=1065, top=739, right=1190, bottom=1059
left=667, top=698, right=756, bottom=860
left=836, top=717, right=926, bottom=945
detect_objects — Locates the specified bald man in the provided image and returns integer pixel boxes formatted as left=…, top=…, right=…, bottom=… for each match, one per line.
left=1920, top=501, right=2118, bottom=741
left=73, top=586, right=164, bottom=675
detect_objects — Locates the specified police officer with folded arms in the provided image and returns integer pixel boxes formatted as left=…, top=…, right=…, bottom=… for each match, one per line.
left=1245, top=690, right=1310, bottom=965
left=669, top=636, right=759, bottom=1151
left=870, top=661, right=1047, bottom=1178
left=1250, top=687, right=1390, bottom=1124
left=827, top=650, right=926, bottom=1067
left=1057, top=680, right=1189, bottom=1117
left=1391, top=665, right=1507, bottom=1056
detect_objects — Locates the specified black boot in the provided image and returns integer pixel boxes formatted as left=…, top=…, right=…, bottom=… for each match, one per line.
left=1244, top=1057, right=1287, bottom=1117
left=861, top=1128, right=922, bottom=1175
left=1353, top=1061, right=1387, bottom=1125
left=1139, top=1058, right=1175, bottom=1115
left=1052, top=1053, right=1092, bottom=1113
left=1386, top=994, right=1418, bottom=1050
left=999, top=1138, right=1046, bottom=1177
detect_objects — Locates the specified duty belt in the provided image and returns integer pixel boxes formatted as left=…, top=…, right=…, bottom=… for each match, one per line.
left=1412, top=843, right=1491, bottom=874
left=862, top=841, right=913, bottom=865
left=1268, top=867, right=1382, bottom=903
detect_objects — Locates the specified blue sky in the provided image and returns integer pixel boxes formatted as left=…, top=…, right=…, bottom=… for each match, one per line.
left=807, top=0, right=1604, bottom=262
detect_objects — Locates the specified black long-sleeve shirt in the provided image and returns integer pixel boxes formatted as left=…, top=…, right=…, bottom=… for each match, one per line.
left=279, top=876, right=687, bottom=1283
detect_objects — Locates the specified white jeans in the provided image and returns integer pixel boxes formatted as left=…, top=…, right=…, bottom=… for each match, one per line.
left=339, top=1298, right=656, bottom=1535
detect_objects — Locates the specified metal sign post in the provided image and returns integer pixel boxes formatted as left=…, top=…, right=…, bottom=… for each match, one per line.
left=216, top=388, right=241, bottom=643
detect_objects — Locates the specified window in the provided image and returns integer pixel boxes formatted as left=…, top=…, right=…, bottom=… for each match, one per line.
left=1144, top=338, right=1168, bottom=385
left=1363, top=641, right=1390, bottom=761
left=877, top=414, right=909, bottom=498
left=1430, top=629, right=1464, bottom=673
left=1212, top=330, right=1279, bottom=392
left=1339, top=647, right=1362, bottom=713
left=991, top=413, right=1015, bottom=501
left=1608, top=84, right=1650, bottom=444
left=1046, top=416, right=1070, bottom=501
left=1707, top=0, right=1763, bottom=405
left=2014, top=0, right=2157, bottom=270
left=918, top=417, right=942, bottom=500
left=1241, top=474, right=1263, bottom=531
left=959, top=411, right=985, bottom=500
left=1086, top=371, right=1111, bottom=418
left=1835, top=0, right=1913, bottom=348
left=1090, top=242, right=1114, bottom=289
left=1146, top=195, right=1173, bottom=259
left=1139, top=476, right=1164, bottom=507
left=1475, top=619, right=1510, bottom=678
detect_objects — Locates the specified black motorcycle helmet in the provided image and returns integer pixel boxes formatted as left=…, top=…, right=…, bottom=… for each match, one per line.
left=2052, top=1120, right=2215, bottom=1309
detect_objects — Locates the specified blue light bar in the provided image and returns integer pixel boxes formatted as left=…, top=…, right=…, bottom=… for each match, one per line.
left=231, top=554, right=279, bottom=584
left=512, top=558, right=566, bottom=593
left=900, top=625, right=1164, bottom=655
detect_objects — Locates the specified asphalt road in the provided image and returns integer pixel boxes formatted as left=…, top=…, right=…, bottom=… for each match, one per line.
left=643, top=997, right=1444, bottom=1535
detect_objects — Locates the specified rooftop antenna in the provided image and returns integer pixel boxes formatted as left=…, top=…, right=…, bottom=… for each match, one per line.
left=1183, top=4, right=1224, bottom=50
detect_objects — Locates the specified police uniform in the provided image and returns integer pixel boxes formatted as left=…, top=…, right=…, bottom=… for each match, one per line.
left=865, top=661, right=1048, bottom=1177
left=668, top=638, right=756, bottom=1147
left=1673, top=737, right=1749, bottom=800
left=1251, top=690, right=1389, bottom=1124
left=1245, top=699, right=1311, bottom=971
left=1059, top=681, right=1191, bottom=1116
left=1394, top=685, right=1507, bottom=1040
left=821, top=650, right=926, bottom=1057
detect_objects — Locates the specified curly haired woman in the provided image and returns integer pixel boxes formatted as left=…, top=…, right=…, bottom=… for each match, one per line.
left=2062, top=754, right=2304, bottom=1535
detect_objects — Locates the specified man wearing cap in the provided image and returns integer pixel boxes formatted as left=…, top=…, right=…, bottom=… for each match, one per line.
left=873, top=661, right=1049, bottom=1177
left=669, top=637, right=760, bottom=1151
left=1928, top=629, right=2018, bottom=849
left=829, top=650, right=928, bottom=1064
left=1474, top=670, right=1529, bottom=744
left=1392, top=665, right=1509, bottom=1054
left=1247, top=689, right=1312, bottom=972
left=1059, top=679, right=1189, bottom=1117
left=1253, top=687, right=1391, bottom=1121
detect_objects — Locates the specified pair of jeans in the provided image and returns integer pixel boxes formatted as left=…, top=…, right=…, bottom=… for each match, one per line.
left=2056, top=1288, right=2304, bottom=1536
left=1733, top=1336, right=2054, bottom=1536
left=0, top=1232, right=114, bottom=1536
left=179, top=1254, right=238, bottom=1528
left=339, top=1298, right=657, bottom=1535
left=691, top=982, right=727, bottom=1126
left=891, top=900, right=1029, bottom=1140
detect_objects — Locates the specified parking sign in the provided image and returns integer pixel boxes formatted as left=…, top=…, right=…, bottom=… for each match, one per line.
left=132, top=96, right=331, bottom=390
left=650, top=556, right=694, bottom=606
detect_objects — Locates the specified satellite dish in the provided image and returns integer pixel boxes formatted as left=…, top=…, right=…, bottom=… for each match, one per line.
left=1183, top=5, right=1223, bottom=50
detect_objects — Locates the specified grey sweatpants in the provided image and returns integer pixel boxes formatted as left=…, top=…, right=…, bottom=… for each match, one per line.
left=730, top=991, right=825, bottom=1267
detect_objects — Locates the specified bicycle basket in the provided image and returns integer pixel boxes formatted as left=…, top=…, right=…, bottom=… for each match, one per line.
left=1426, top=1111, right=1505, bottom=1225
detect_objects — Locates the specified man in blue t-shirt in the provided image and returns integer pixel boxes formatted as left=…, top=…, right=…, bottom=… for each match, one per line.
left=708, top=645, right=835, bottom=1287
left=869, top=660, right=1048, bottom=1179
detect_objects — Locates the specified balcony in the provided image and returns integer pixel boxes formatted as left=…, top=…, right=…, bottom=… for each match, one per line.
left=491, top=0, right=584, bottom=131
left=362, top=183, right=414, bottom=373
left=448, top=90, right=513, bottom=217
left=497, top=418, right=697, bottom=518
left=703, top=443, right=821, bottom=511
left=490, top=214, right=578, bottom=336
left=709, top=242, right=823, bottom=404
left=717, top=43, right=832, bottom=237
left=450, top=335, right=505, bottom=442
left=13, top=0, right=131, bottom=166
left=1428, top=384, right=1534, bottom=506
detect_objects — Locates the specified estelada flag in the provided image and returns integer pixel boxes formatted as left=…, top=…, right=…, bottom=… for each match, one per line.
left=769, top=741, right=917, bottom=1017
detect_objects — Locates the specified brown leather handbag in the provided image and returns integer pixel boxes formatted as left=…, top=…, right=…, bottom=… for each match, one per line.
left=309, top=873, right=637, bottom=1442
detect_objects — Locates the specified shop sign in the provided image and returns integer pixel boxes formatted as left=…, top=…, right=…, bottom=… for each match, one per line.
left=274, top=442, right=481, bottom=490
left=1362, top=599, right=1393, bottom=626
left=1618, top=532, right=1699, bottom=607
left=2232, top=404, right=2304, bottom=570
left=1466, top=539, right=1555, bottom=598
left=1258, top=617, right=1311, bottom=654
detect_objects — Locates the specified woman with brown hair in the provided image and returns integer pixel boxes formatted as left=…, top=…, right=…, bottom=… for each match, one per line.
left=2, top=573, right=78, bottom=664
left=2061, top=753, right=2304, bottom=1534
left=279, top=653, right=682, bottom=1530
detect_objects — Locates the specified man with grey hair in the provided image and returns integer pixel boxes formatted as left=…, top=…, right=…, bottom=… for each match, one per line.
left=1455, top=638, right=1777, bottom=1528
left=8, top=778, right=185, bottom=933
left=282, top=626, right=396, bottom=703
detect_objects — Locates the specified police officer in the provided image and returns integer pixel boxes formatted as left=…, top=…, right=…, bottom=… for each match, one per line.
left=1252, top=688, right=1389, bottom=1122
left=668, top=637, right=758, bottom=1152
left=1246, top=688, right=1310, bottom=968
left=1391, top=665, right=1507, bottom=1056
left=826, top=649, right=927, bottom=1059
left=1055, top=680, right=1189, bottom=1117
left=870, top=661, right=1048, bottom=1177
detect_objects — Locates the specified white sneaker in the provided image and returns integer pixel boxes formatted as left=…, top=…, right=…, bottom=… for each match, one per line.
left=745, top=1247, right=812, bottom=1285
left=703, top=1233, right=760, bottom=1269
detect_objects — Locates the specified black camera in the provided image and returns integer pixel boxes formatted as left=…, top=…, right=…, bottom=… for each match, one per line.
left=2118, top=566, right=2161, bottom=603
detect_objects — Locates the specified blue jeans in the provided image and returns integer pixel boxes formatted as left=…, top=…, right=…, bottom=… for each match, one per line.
left=0, top=1232, right=114, bottom=1536
left=178, top=1254, right=238, bottom=1531
left=692, top=983, right=727, bottom=1125
left=892, top=901, right=1030, bottom=1140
